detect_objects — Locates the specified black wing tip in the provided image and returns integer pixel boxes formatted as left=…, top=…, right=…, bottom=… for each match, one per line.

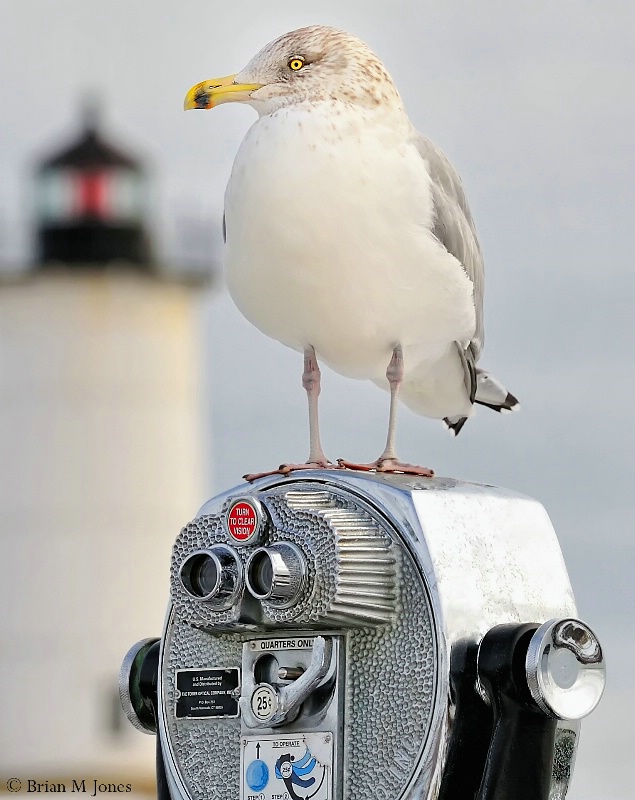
left=475, top=391, right=520, bottom=414
left=505, top=391, right=520, bottom=411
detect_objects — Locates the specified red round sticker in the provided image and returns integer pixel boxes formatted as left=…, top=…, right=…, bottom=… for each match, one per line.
left=227, top=500, right=259, bottom=542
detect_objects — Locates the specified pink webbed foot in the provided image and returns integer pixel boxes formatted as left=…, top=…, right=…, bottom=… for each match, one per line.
left=243, top=461, right=343, bottom=482
left=337, top=458, right=434, bottom=477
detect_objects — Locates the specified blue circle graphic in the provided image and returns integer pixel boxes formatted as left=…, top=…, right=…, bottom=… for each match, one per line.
left=246, top=759, right=269, bottom=792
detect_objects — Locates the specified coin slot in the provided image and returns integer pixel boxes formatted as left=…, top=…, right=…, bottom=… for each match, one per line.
left=253, top=654, right=279, bottom=685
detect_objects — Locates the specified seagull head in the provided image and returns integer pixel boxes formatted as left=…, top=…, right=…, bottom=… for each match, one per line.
left=184, top=25, right=403, bottom=116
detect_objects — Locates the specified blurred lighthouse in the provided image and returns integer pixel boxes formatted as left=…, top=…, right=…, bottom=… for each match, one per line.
left=36, top=104, right=150, bottom=266
left=0, top=107, right=212, bottom=784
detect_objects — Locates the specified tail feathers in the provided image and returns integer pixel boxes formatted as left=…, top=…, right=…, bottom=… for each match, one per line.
left=443, top=415, right=469, bottom=437
left=474, top=369, right=520, bottom=414
left=443, top=368, right=519, bottom=436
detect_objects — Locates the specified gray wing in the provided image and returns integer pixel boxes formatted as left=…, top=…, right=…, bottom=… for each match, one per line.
left=414, top=133, right=484, bottom=363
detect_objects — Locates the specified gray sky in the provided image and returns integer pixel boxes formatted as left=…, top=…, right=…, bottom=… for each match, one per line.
left=1, top=1, right=634, bottom=796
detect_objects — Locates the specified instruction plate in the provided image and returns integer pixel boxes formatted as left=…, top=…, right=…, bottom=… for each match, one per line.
left=240, top=732, right=333, bottom=800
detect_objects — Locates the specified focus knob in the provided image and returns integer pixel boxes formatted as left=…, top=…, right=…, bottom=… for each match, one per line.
left=119, top=638, right=160, bottom=734
left=525, top=617, right=606, bottom=720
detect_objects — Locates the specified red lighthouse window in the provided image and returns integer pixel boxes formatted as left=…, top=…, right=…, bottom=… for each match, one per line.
left=75, top=170, right=108, bottom=218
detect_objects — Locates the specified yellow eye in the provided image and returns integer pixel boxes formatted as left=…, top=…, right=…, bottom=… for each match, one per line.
left=288, top=58, right=305, bottom=71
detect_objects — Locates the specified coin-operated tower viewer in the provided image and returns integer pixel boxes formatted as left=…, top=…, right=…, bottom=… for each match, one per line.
left=121, top=470, right=605, bottom=800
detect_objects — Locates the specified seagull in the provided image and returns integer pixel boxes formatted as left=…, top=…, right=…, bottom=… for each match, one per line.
left=184, top=25, right=518, bottom=479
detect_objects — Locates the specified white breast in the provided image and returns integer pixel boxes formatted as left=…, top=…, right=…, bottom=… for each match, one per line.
left=224, top=104, right=475, bottom=381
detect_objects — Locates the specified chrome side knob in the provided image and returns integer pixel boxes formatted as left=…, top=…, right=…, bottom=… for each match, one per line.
left=119, top=638, right=160, bottom=734
left=525, top=618, right=606, bottom=720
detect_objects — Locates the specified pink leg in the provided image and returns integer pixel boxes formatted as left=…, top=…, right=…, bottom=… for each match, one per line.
left=244, top=347, right=342, bottom=482
left=378, top=344, right=403, bottom=462
left=338, top=346, right=434, bottom=477
left=303, top=346, right=329, bottom=464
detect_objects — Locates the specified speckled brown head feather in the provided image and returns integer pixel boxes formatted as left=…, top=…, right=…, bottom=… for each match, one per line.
left=235, top=25, right=404, bottom=114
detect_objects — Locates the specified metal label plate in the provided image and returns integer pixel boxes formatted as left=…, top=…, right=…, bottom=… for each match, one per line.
left=241, top=732, right=333, bottom=800
left=175, top=668, right=240, bottom=719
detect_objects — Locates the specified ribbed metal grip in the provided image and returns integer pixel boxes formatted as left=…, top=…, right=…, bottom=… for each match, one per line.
left=286, top=490, right=397, bottom=625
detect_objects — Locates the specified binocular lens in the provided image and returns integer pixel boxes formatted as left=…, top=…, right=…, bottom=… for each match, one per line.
left=181, top=552, right=220, bottom=598
left=179, top=546, right=242, bottom=607
left=248, top=551, right=274, bottom=597
left=193, top=555, right=220, bottom=597
left=245, top=543, right=306, bottom=607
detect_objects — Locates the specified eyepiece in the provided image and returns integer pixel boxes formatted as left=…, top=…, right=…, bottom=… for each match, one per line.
left=180, top=546, right=242, bottom=608
left=248, top=550, right=275, bottom=597
left=184, top=552, right=220, bottom=598
left=245, top=543, right=306, bottom=607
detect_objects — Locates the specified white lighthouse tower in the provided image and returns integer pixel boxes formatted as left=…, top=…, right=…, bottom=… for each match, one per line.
left=0, top=110, right=209, bottom=787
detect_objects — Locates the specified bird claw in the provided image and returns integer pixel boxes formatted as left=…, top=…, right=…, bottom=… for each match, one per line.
left=243, top=461, right=343, bottom=482
left=337, top=458, right=434, bottom=477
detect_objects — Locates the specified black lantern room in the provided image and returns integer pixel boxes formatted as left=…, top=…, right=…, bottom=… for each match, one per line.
left=36, top=109, right=150, bottom=267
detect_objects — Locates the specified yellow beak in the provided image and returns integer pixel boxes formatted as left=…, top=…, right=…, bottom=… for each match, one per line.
left=184, top=74, right=263, bottom=110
